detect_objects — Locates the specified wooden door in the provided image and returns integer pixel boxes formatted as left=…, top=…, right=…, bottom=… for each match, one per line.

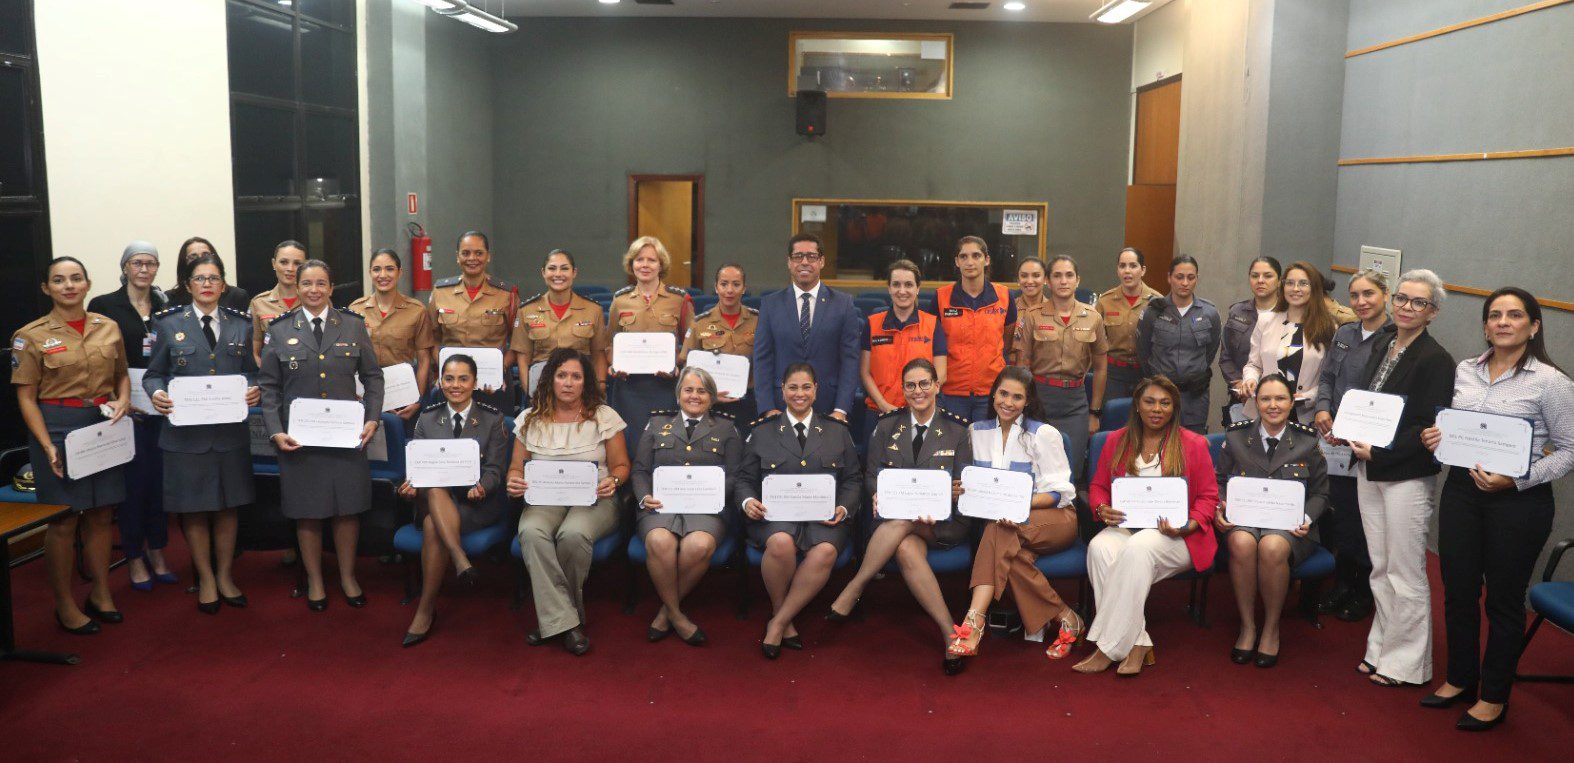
left=628, top=175, right=704, bottom=288
left=1127, top=75, right=1181, bottom=291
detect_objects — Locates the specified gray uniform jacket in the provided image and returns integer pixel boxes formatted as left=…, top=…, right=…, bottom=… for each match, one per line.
left=1137, top=296, right=1222, bottom=392
left=259, top=307, right=385, bottom=438
left=143, top=304, right=258, bottom=454
left=1313, top=319, right=1392, bottom=417
left=1215, top=419, right=1330, bottom=525
left=1217, top=299, right=1260, bottom=388
left=411, top=401, right=511, bottom=497
left=867, top=407, right=972, bottom=520
left=735, top=412, right=863, bottom=514
left=631, top=410, right=744, bottom=501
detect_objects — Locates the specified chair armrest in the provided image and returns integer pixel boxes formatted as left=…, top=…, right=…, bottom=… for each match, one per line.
left=1541, top=537, right=1574, bottom=583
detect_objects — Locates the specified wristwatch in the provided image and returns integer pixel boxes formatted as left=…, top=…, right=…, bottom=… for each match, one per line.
left=1090, top=407, right=1103, bottom=416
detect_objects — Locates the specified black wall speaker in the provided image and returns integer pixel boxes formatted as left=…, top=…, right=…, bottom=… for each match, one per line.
left=796, top=90, right=827, bottom=137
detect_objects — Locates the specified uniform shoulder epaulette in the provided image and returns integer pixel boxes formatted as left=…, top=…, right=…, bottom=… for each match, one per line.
left=821, top=414, right=849, bottom=427
left=1195, top=296, right=1217, bottom=309
left=1227, top=418, right=1257, bottom=431
left=749, top=411, right=782, bottom=428
left=268, top=311, right=296, bottom=326
left=695, top=305, right=716, bottom=319
left=220, top=306, right=250, bottom=320
left=613, top=285, right=635, bottom=297
left=422, top=401, right=446, bottom=413
left=1098, top=286, right=1121, bottom=298
left=648, top=409, right=679, bottom=419
left=877, top=406, right=909, bottom=421
left=336, top=306, right=365, bottom=320
left=1288, top=421, right=1318, bottom=437
left=666, top=285, right=689, bottom=297
left=486, top=276, right=515, bottom=292
left=152, top=306, right=183, bottom=320
left=520, top=292, right=544, bottom=307
left=744, top=305, right=759, bottom=314
left=939, top=408, right=970, bottom=426
left=473, top=401, right=501, bottom=415
left=434, top=275, right=462, bottom=288
left=711, top=409, right=735, bottom=421
left=1146, top=296, right=1169, bottom=313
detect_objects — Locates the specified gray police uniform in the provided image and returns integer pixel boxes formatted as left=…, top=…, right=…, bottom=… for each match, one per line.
left=735, top=411, right=863, bottom=553
left=1217, top=298, right=1263, bottom=425
left=259, top=307, right=385, bottom=520
left=631, top=409, right=743, bottom=540
left=143, top=304, right=258, bottom=512
left=867, top=407, right=973, bottom=548
left=1215, top=418, right=1329, bottom=566
left=1136, top=295, right=1222, bottom=434
left=410, top=401, right=511, bottom=533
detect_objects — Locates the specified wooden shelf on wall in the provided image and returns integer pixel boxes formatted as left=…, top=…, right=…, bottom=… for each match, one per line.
left=1330, top=264, right=1574, bottom=312
left=1345, top=0, right=1574, bottom=59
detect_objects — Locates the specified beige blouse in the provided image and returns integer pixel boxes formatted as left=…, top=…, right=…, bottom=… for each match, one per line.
left=514, top=404, right=626, bottom=479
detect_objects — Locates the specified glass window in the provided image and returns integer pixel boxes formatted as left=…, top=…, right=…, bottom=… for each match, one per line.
left=299, top=21, right=355, bottom=109
left=303, top=113, right=358, bottom=196
left=0, top=0, right=32, bottom=56
left=231, top=103, right=297, bottom=197
left=0, top=66, right=38, bottom=198
left=233, top=210, right=297, bottom=293
left=792, top=199, right=1046, bottom=281
left=297, top=0, right=354, bottom=27
left=789, top=33, right=953, bottom=99
left=227, top=1, right=294, bottom=101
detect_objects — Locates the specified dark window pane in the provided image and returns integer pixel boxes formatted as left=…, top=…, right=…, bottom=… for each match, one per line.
left=299, top=21, right=355, bottom=109
left=298, top=0, right=354, bottom=27
left=303, top=113, right=357, bottom=196
left=0, top=66, right=39, bottom=198
left=302, top=207, right=362, bottom=299
left=0, top=0, right=32, bottom=56
left=234, top=210, right=297, bottom=294
left=231, top=103, right=297, bottom=196
left=228, top=1, right=294, bottom=101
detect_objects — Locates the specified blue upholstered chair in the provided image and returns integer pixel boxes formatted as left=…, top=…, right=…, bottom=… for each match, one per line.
left=0, top=446, right=37, bottom=504
left=1098, top=397, right=1131, bottom=432
left=625, top=527, right=743, bottom=613
left=509, top=529, right=626, bottom=610
left=573, top=284, right=612, bottom=298
left=690, top=294, right=719, bottom=315
left=1517, top=538, right=1574, bottom=683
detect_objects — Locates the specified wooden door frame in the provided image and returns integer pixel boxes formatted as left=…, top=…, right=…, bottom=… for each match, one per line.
left=627, top=174, right=705, bottom=288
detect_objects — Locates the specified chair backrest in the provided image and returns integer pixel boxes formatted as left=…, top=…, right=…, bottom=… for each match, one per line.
left=1076, top=287, right=1097, bottom=305
left=740, top=295, right=761, bottom=310
left=573, top=284, right=611, bottom=297
left=691, top=294, right=719, bottom=314
left=1206, top=432, right=1227, bottom=467
left=1086, top=430, right=1110, bottom=485
left=857, top=289, right=890, bottom=301
left=1099, top=397, right=1131, bottom=432
left=370, top=411, right=407, bottom=477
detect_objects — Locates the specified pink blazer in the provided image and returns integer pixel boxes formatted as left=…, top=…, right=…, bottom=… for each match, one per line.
left=1088, top=427, right=1219, bottom=571
left=1241, top=313, right=1327, bottom=419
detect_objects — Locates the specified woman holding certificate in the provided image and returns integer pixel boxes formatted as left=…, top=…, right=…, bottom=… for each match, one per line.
left=679, top=263, right=758, bottom=426
left=1418, top=287, right=1574, bottom=731
left=506, top=348, right=630, bottom=656
left=398, top=354, right=511, bottom=648
left=830, top=359, right=971, bottom=673
left=1213, top=374, right=1328, bottom=667
left=1078, top=375, right=1218, bottom=676
left=946, top=367, right=1079, bottom=664
left=511, top=249, right=610, bottom=394
left=144, top=254, right=260, bottom=614
left=259, top=260, right=385, bottom=612
left=12, top=257, right=133, bottom=633
left=737, top=362, right=862, bottom=659
left=347, top=248, right=435, bottom=422
left=1237, top=262, right=1343, bottom=423
left=631, top=367, right=743, bottom=646
left=607, top=236, right=694, bottom=453
left=1347, top=269, right=1454, bottom=689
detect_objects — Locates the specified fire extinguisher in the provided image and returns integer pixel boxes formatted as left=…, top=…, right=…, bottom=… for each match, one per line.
left=408, top=222, right=433, bottom=293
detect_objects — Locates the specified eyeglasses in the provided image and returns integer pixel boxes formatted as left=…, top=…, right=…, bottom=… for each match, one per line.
left=1391, top=293, right=1437, bottom=312
left=126, top=261, right=158, bottom=271
left=902, top=379, right=935, bottom=392
left=787, top=252, right=823, bottom=263
left=190, top=275, right=224, bottom=286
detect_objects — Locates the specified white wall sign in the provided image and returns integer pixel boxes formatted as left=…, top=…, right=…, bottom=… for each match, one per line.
left=1001, top=209, right=1039, bottom=236
left=800, top=204, right=827, bottom=223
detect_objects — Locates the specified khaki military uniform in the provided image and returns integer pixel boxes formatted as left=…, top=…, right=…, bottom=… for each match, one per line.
left=608, top=284, right=695, bottom=451
left=347, top=292, right=436, bottom=368
left=679, top=305, right=757, bottom=362
left=509, top=291, right=608, bottom=366
left=249, top=287, right=298, bottom=356
left=426, top=275, right=517, bottom=352
left=1013, top=301, right=1107, bottom=476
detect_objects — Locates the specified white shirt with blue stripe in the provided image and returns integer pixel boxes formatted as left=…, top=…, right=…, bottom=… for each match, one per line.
left=968, top=417, right=1075, bottom=507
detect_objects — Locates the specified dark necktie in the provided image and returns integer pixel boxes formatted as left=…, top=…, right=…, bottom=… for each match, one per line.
left=201, top=315, right=216, bottom=349
left=311, top=316, right=324, bottom=345
left=685, top=418, right=697, bottom=439
left=1265, top=436, right=1279, bottom=459
left=912, top=424, right=927, bottom=460
left=453, top=414, right=464, bottom=439
left=795, top=422, right=807, bottom=450
left=799, top=293, right=812, bottom=338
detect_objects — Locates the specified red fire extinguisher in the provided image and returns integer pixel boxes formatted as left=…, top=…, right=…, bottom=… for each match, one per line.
left=408, top=222, right=433, bottom=293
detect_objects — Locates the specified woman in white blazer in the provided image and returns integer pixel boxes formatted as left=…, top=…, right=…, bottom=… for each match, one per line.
left=1239, top=262, right=1350, bottom=422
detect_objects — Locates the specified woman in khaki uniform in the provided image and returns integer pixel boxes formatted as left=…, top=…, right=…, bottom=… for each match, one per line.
left=11, top=257, right=132, bottom=635
left=347, top=248, right=436, bottom=421
left=1094, top=247, right=1161, bottom=399
left=249, top=240, right=307, bottom=363
left=607, top=236, right=694, bottom=452
left=426, top=230, right=518, bottom=412
left=679, top=263, right=757, bottom=425
left=511, top=249, right=609, bottom=395
left=1014, top=256, right=1049, bottom=318
left=1014, top=255, right=1108, bottom=477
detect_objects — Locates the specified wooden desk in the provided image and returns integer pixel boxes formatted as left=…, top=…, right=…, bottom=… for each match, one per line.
left=1, top=501, right=79, bottom=665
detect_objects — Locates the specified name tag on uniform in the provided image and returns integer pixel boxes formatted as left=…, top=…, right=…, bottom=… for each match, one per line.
left=529, top=322, right=546, bottom=329
left=942, top=308, right=962, bottom=317
left=870, top=336, right=894, bottom=346
left=438, top=308, right=456, bottom=314
left=1037, top=324, right=1054, bottom=332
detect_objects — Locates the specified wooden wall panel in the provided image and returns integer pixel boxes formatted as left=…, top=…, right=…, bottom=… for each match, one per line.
left=1124, top=184, right=1176, bottom=292
left=1133, top=78, right=1182, bottom=185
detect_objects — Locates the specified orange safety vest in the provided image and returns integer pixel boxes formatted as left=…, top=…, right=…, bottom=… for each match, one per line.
left=865, top=309, right=940, bottom=410
left=937, top=282, right=1010, bottom=396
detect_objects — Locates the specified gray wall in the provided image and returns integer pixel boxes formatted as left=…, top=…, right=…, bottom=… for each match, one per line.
left=1335, top=0, right=1574, bottom=578
left=487, top=18, right=1133, bottom=291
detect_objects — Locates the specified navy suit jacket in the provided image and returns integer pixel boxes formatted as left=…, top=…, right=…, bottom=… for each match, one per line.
left=751, top=284, right=864, bottom=415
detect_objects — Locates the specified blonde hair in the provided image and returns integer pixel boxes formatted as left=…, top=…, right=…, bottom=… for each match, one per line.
left=623, top=236, right=671, bottom=279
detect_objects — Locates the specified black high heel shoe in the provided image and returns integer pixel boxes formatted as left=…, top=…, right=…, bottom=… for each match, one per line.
left=1231, top=647, right=1256, bottom=665
left=83, top=598, right=123, bottom=624
left=345, top=592, right=368, bottom=608
left=221, top=593, right=248, bottom=609
left=647, top=625, right=672, bottom=642
left=197, top=599, right=221, bottom=615
left=943, top=656, right=966, bottom=676
left=307, top=596, right=328, bottom=612
left=782, top=635, right=804, bottom=650
left=825, top=599, right=862, bottom=624
left=1254, top=651, right=1279, bottom=669
left=761, top=640, right=781, bottom=660
left=56, top=611, right=100, bottom=636
left=1421, top=686, right=1478, bottom=709
left=1456, top=704, right=1508, bottom=732
left=457, top=566, right=479, bottom=587
left=403, top=613, right=435, bottom=648
left=679, top=625, right=707, bottom=647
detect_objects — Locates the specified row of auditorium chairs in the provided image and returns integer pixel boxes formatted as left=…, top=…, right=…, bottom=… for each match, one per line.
left=566, top=284, right=1100, bottom=319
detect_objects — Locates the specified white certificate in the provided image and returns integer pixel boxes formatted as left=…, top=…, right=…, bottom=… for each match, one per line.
left=1225, top=477, right=1307, bottom=531
left=525, top=459, right=599, bottom=507
left=876, top=468, right=953, bottom=521
left=957, top=466, right=1033, bottom=523
left=1332, top=389, right=1405, bottom=448
left=612, top=332, right=677, bottom=375
left=1320, top=440, right=1355, bottom=477
left=439, top=346, right=505, bottom=391
left=406, top=438, right=481, bottom=488
left=527, top=361, right=546, bottom=394
left=761, top=473, right=836, bottom=522
left=367, top=362, right=419, bottom=412
left=287, top=398, right=367, bottom=448
left=1112, top=476, right=1190, bottom=529
left=1435, top=408, right=1534, bottom=478
left=127, top=368, right=159, bottom=416
left=64, top=416, right=135, bottom=479
left=685, top=350, right=750, bottom=398
left=168, top=374, right=250, bottom=427
left=653, top=465, right=726, bottom=514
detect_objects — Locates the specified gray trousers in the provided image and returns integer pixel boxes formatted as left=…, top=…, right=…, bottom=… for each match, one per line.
left=518, top=497, right=619, bottom=637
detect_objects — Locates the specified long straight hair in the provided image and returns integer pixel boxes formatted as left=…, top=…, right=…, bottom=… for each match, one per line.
left=1483, top=287, right=1565, bottom=377
left=1274, top=261, right=1335, bottom=351
left=1111, top=375, right=1186, bottom=477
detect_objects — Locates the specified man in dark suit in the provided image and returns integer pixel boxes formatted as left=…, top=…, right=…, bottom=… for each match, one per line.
left=751, top=233, right=864, bottom=420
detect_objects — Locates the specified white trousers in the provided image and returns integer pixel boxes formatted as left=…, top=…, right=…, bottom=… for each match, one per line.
left=1085, top=527, right=1193, bottom=660
left=1356, top=464, right=1437, bottom=684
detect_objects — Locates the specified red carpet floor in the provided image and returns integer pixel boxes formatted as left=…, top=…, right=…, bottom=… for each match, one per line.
left=2, top=536, right=1570, bottom=761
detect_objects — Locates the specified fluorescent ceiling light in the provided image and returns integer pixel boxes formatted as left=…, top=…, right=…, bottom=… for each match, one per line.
left=599, top=0, right=621, bottom=5
left=1003, top=1, right=1026, bottom=10
left=410, top=0, right=467, bottom=10
left=437, top=5, right=520, bottom=33
left=1091, top=0, right=1151, bottom=24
